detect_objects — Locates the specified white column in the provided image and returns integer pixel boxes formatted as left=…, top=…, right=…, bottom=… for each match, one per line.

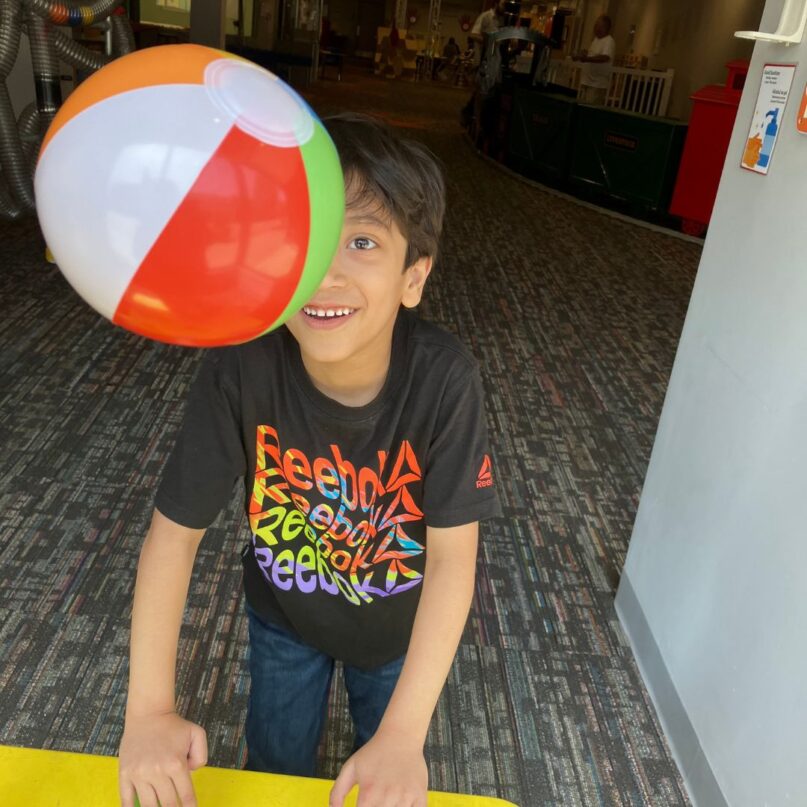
left=190, top=0, right=226, bottom=48
left=395, top=0, right=406, bottom=30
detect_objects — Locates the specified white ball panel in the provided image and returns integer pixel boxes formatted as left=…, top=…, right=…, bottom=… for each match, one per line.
left=35, top=84, right=235, bottom=319
left=204, top=59, right=314, bottom=148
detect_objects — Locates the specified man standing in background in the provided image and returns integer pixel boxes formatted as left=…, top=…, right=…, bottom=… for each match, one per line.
left=574, top=14, right=615, bottom=105
left=470, top=0, right=507, bottom=81
left=460, top=0, right=506, bottom=128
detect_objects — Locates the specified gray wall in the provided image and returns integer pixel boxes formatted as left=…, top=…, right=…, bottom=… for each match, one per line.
left=609, top=0, right=763, bottom=119
left=5, top=35, right=36, bottom=116
left=616, top=0, right=807, bottom=804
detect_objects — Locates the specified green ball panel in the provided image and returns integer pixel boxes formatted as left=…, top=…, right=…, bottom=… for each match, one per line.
left=262, top=120, right=345, bottom=334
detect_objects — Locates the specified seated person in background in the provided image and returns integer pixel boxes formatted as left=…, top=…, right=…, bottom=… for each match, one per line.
left=442, top=37, right=460, bottom=62
left=573, top=14, right=615, bottom=106
left=449, top=36, right=476, bottom=87
left=436, top=36, right=461, bottom=78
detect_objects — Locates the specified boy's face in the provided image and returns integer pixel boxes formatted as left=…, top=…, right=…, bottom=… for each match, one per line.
left=284, top=192, right=431, bottom=369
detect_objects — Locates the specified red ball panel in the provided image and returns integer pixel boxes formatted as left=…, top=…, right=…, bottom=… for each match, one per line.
left=113, top=124, right=311, bottom=346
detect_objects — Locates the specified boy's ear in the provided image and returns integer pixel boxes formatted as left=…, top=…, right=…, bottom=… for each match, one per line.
left=402, top=256, right=433, bottom=308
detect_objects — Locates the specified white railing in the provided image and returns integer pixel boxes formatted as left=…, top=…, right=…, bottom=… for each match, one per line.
left=546, top=61, right=675, bottom=118
left=611, top=67, right=675, bottom=117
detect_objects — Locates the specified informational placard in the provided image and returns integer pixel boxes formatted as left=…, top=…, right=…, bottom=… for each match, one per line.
left=797, top=83, right=807, bottom=133
left=741, top=63, right=797, bottom=175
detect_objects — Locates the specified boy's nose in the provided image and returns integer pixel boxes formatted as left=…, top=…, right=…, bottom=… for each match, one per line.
left=319, top=258, right=348, bottom=287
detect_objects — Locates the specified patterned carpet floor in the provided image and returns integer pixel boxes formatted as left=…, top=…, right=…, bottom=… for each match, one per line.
left=0, top=70, right=701, bottom=806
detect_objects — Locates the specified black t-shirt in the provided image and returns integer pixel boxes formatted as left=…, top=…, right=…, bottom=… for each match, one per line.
left=155, top=309, right=500, bottom=669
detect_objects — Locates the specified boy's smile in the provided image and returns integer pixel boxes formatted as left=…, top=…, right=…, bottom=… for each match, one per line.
left=284, top=192, right=431, bottom=406
left=300, top=304, right=358, bottom=328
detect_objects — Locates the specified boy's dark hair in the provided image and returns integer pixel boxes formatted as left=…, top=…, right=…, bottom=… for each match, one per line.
left=323, top=112, right=446, bottom=270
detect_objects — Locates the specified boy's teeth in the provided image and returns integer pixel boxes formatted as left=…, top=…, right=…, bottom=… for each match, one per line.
left=304, top=306, right=354, bottom=318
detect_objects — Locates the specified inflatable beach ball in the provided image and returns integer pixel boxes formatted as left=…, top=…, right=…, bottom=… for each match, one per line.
left=35, top=44, right=344, bottom=347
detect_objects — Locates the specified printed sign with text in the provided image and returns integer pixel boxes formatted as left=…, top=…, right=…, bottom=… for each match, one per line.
left=742, top=63, right=797, bottom=175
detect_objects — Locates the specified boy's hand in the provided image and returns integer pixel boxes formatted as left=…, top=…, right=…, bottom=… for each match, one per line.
left=329, top=728, right=428, bottom=807
left=118, top=711, right=207, bottom=807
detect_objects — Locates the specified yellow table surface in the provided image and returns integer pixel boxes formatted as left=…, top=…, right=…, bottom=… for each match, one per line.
left=0, top=744, right=518, bottom=806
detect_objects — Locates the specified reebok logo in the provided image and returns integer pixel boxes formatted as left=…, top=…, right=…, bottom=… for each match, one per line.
left=476, top=454, right=493, bottom=489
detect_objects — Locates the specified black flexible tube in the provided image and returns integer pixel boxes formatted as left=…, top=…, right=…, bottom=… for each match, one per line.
left=1, top=0, right=131, bottom=219
left=109, top=11, right=132, bottom=55
left=0, top=0, right=29, bottom=217
left=0, top=181, right=25, bottom=218
left=0, top=82, right=33, bottom=210
left=0, top=0, right=22, bottom=78
left=53, top=25, right=108, bottom=69
left=26, top=10, right=61, bottom=125
left=18, top=101, right=40, bottom=179
left=17, top=100, right=39, bottom=156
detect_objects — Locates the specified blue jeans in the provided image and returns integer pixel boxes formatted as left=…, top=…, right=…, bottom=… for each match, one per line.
left=243, top=602, right=406, bottom=777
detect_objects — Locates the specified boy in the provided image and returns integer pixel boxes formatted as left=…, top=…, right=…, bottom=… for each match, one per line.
left=118, top=113, right=500, bottom=807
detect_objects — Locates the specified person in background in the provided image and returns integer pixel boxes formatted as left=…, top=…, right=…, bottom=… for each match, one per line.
left=436, top=36, right=461, bottom=79
left=389, top=21, right=403, bottom=79
left=460, top=0, right=506, bottom=127
left=375, top=20, right=403, bottom=79
left=442, top=36, right=461, bottom=62
left=469, top=0, right=506, bottom=68
left=449, top=36, right=477, bottom=89
left=574, top=14, right=615, bottom=106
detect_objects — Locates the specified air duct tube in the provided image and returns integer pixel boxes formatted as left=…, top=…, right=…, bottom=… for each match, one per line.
left=0, top=0, right=31, bottom=215
left=0, top=0, right=22, bottom=77
left=1, top=182, right=24, bottom=218
left=26, top=10, right=61, bottom=127
left=17, top=100, right=40, bottom=179
left=0, top=82, right=33, bottom=210
left=52, top=26, right=109, bottom=69
left=20, top=105, right=40, bottom=181
left=1, top=0, right=131, bottom=220
left=109, top=10, right=132, bottom=55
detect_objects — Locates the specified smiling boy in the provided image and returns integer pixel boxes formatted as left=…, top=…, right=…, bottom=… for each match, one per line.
left=118, top=113, right=500, bottom=807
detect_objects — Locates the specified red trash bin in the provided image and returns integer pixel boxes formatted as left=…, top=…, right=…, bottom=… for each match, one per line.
left=669, top=60, right=749, bottom=235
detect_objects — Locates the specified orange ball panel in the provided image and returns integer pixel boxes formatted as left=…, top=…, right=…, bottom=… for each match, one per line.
left=40, top=45, right=242, bottom=159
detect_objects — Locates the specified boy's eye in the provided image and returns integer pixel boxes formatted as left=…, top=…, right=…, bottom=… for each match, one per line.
left=348, top=237, right=377, bottom=251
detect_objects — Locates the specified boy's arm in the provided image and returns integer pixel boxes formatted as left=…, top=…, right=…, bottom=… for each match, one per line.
left=119, top=508, right=209, bottom=807
left=330, top=522, right=479, bottom=807
left=126, top=508, right=205, bottom=719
